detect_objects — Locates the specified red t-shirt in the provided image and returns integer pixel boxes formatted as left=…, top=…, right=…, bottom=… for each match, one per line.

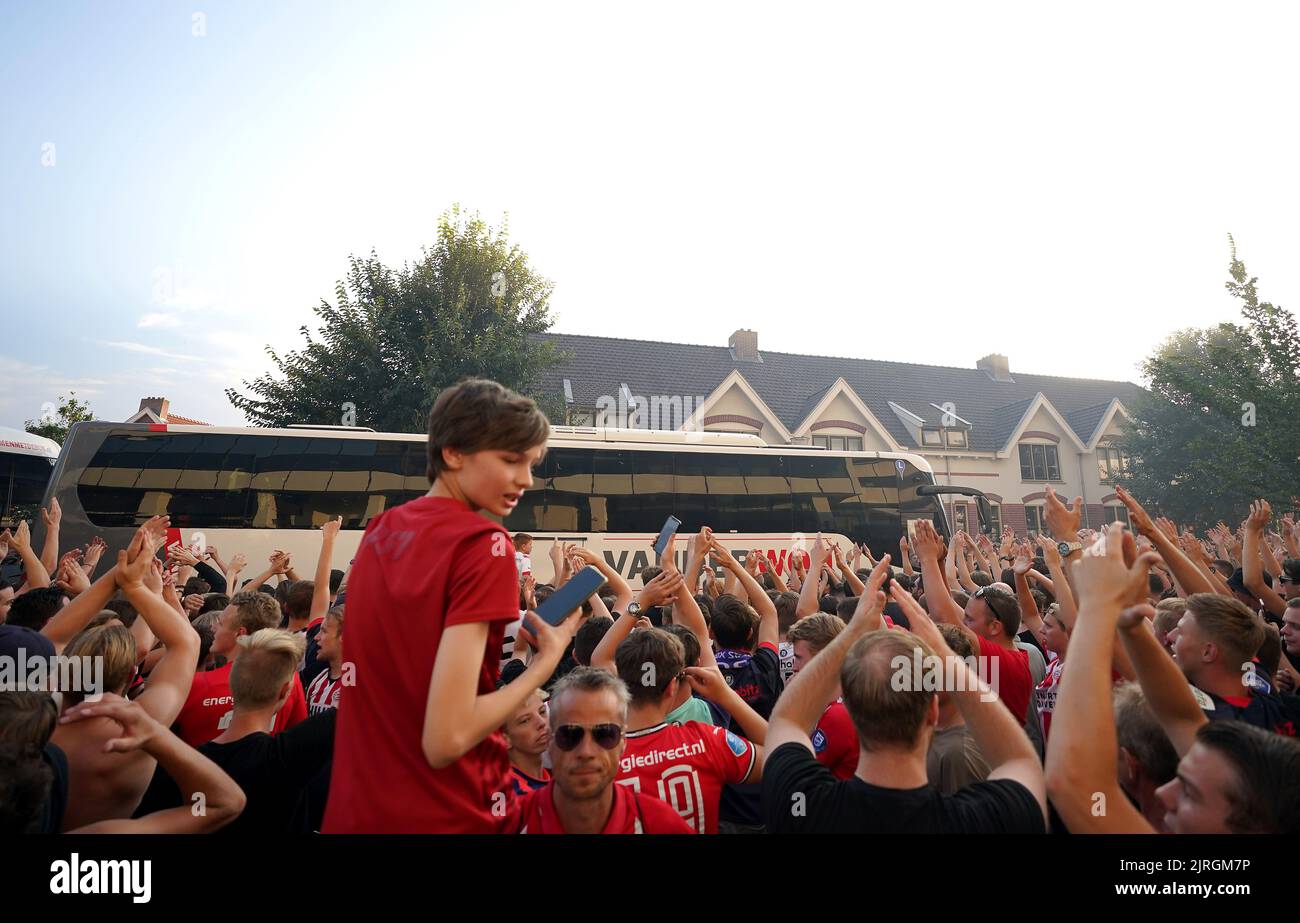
left=322, top=497, right=520, bottom=834
left=616, top=720, right=756, bottom=834
left=515, top=781, right=693, bottom=834
left=977, top=635, right=1032, bottom=723
left=173, top=661, right=307, bottom=747
left=812, top=699, right=858, bottom=779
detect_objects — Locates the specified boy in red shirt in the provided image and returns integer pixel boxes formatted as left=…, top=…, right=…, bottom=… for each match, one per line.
left=514, top=667, right=691, bottom=834
left=174, top=590, right=307, bottom=747
left=323, top=379, right=584, bottom=833
left=612, top=627, right=768, bottom=833
left=787, top=613, right=859, bottom=779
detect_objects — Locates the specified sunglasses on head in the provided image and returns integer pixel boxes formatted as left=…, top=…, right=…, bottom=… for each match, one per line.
left=553, top=723, right=623, bottom=751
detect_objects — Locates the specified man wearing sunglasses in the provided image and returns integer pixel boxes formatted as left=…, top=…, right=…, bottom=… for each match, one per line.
left=912, top=519, right=1034, bottom=724
left=512, top=668, right=691, bottom=834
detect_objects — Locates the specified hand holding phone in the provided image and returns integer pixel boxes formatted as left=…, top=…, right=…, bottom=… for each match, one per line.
left=532, top=565, right=608, bottom=626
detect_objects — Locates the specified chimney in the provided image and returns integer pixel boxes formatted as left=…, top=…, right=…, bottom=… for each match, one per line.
left=976, top=354, right=1013, bottom=383
left=729, top=329, right=760, bottom=362
left=139, top=396, right=170, bottom=421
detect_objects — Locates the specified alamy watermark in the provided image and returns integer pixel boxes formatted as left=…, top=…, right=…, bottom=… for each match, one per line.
left=594, top=390, right=709, bottom=431
left=1, top=651, right=105, bottom=699
left=889, top=649, right=1001, bottom=703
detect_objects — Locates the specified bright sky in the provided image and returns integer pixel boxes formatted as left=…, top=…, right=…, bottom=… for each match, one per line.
left=5, top=0, right=1299, bottom=429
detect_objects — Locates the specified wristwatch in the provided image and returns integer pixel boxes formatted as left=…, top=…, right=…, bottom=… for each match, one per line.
left=1057, top=541, right=1083, bottom=556
left=626, top=602, right=642, bottom=617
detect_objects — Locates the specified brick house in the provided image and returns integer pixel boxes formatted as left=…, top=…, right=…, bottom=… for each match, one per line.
left=533, top=330, right=1142, bottom=537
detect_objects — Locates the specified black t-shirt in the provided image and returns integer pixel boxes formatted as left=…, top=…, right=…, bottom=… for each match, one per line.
left=762, top=742, right=1045, bottom=834
left=136, top=709, right=336, bottom=834
left=716, top=644, right=785, bottom=720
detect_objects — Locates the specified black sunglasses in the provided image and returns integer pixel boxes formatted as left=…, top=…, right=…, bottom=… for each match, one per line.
left=553, top=723, right=623, bottom=751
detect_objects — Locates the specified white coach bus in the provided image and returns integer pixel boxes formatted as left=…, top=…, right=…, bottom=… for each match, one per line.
left=35, top=421, right=991, bottom=587
left=0, top=426, right=60, bottom=529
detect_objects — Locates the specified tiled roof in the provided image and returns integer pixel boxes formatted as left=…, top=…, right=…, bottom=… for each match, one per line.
left=533, top=333, right=1145, bottom=452
left=165, top=413, right=211, bottom=426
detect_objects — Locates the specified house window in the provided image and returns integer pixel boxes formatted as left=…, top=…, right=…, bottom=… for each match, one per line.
left=1104, top=505, right=1130, bottom=527
left=922, top=428, right=943, bottom=446
left=945, top=429, right=969, bottom=448
left=1097, top=446, right=1131, bottom=482
left=1019, top=443, right=1060, bottom=481
left=985, top=503, right=1001, bottom=537
left=813, top=435, right=864, bottom=451
left=953, top=504, right=967, bottom=534
left=566, top=407, right=596, bottom=426
left=1024, top=505, right=1046, bottom=536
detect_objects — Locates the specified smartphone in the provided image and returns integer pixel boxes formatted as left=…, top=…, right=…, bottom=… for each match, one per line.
left=532, top=565, right=608, bottom=626
left=652, top=515, right=682, bottom=558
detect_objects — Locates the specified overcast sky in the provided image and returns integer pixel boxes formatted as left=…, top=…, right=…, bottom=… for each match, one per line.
left=4, top=0, right=1298, bottom=430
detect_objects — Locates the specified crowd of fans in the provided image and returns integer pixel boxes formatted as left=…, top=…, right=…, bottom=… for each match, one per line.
left=3, top=377, right=1299, bottom=835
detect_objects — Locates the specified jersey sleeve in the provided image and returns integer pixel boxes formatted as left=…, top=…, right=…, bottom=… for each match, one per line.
left=700, top=722, right=756, bottom=785
left=754, top=643, right=786, bottom=698
left=446, top=526, right=524, bottom=628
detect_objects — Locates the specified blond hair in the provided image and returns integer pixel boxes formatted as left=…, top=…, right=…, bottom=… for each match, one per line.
left=1185, top=593, right=1265, bottom=668
left=227, top=591, right=282, bottom=636
left=786, top=614, right=845, bottom=656
left=229, top=629, right=305, bottom=710
left=62, top=624, right=137, bottom=706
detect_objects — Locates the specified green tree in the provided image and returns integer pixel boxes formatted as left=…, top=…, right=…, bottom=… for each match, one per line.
left=1123, top=236, right=1300, bottom=527
left=226, top=206, right=567, bottom=431
left=24, top=391, right=94, bottom=444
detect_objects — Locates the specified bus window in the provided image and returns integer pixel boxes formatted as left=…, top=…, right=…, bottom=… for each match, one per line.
left=673, top=451, right=791, bottom=535
left=787, top=454, right=865, bottom=540
left=4, top=454, right=55, bottom=528
left=855, top=458, right=903, bottom=556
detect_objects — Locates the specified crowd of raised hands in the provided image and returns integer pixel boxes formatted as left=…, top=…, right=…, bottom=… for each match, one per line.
left=5, top=474, right=1300, bottom=836
left=1, top=503, right=351, bottom=835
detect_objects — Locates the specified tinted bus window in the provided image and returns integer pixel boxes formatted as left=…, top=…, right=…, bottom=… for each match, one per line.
left=787, top=454, right=866, bottom=539
left=77, top=432, right=424, bottom=529
left=2, top=453, right=55, bottom=528
left=671, top=451, right=792, bottom=534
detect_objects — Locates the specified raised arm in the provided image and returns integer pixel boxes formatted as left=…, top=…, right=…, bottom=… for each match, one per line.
left=1034, top=535, right=1077, bottom=629
left=39, top=498, right=61, bottom=576
left=589, top=570, right=684, bottom=672
left=767, top=559, right=890, bottom=754
left=62, top=695, right=245, bottom=834
left=1116, top=605, right=1208, bottom=758
left=1044, top=522, right=1160, bottom=833
left=1243, top=500, right=1288, bottom=618
left=898, top=535, right=915, bottom=577
left=6, top=521, right=51, bottom=590
left=41, top=563, right=120, bottom=654
left=424, top=611, right=582, bottom=769
left=713, top=538, right=778, bottom=647
left=795, top=534, right=829, bottom=619
left=954, top=532, right=978, bottom=594
left=912, top=520, right=973, bottom=646
left=888, top=580, right=1047, bottom=826
left=1115, top=486, right=1214, bottom=597
left=1011, top=545, right=1045, bottom=644
left=570, top=544, right=634, bottom=616
left=118, top=522, right=201, bottom=725
left=831, top=543, right=865, bottom=595
left=311, top=517, right=343, bottom=621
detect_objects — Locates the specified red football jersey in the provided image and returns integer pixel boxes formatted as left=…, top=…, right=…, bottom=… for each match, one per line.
left=812, top=699, right=859, bottom=780
left=322, top=497, right=519, bottom=834
left=516, top=781, right=693, bottom=834
left=977, top=635, right=1032, bottom=723
left=173, top=661, right=307, bottom=747
left=616, top=721, right=756, bottom=834
left=306, top=667, right=342, bottom=716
